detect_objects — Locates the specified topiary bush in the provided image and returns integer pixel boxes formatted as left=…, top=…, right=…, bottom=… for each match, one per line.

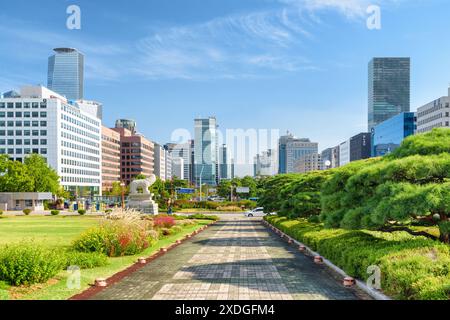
left=78, top=209, right=86, bottom=215
left=50, top=210, right=60, bottom=216
left=0, top=243, right=65, bottom=286
left=23, top=209, right=32, bottom=216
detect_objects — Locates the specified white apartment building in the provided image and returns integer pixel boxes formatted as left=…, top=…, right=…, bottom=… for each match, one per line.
left=166, top=142, right=192, bottom=182
left=286, top=138, right=318, bottom=173
left=172, top=157, right=184, bottom=180
left=416, top=87, right=450, bottom=134
left=165, top=149, right=172, bottom=181
left=339, top=140, right=350, bottom=167
left=0, top=86, right=102, bottom=195
left=154, top=143, right=167, bottom=181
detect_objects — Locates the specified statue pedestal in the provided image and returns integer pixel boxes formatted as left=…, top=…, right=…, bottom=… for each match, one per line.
left=127, top=194, right=159, bottom=215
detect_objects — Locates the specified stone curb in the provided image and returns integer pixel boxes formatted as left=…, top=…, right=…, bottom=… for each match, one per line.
left=69, top=220, right=217, bottom=300
left=262, top=220, right=391, bottom=301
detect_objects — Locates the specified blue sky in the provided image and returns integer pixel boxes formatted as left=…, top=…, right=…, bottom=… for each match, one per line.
left=1, top=0, right=450, bottom=172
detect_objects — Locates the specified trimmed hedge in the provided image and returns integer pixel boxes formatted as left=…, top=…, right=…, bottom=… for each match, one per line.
left=265, top=216, right=450, bottom=300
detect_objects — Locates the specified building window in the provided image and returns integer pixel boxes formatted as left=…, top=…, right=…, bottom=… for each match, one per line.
left=24, top=103, right=30, bottom=109
left=40, top=112, right=47, bottom=118
left=24, top=112, right=31, bottom=118
left=15, top=112, right=22, bottom=117
left=32, top=103, right=39, bottom=109
left=32, top=112, right=39, bottom=117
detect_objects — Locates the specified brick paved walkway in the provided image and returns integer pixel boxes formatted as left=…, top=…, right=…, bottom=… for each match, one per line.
left=91, top=217, right=370, bottom=300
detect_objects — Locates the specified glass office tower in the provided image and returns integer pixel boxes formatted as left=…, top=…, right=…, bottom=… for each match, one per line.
left=194, top=117, right=218, bottom=186
left=372, top=112, right=416, bottom=157
left=368, top=58, right=410, bottom=131
left=48, top=48, right=84, bottom=101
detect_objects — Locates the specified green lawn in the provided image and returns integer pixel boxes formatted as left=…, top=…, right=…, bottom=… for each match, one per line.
left=0, top=215, right=212, bottom=300
left=0, top=216, right=100, bottom=248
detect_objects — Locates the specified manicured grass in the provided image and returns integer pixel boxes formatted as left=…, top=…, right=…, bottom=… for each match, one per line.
left=0, top=216, right=100, bottom=248
left=0, top=215, right=213, bottom=300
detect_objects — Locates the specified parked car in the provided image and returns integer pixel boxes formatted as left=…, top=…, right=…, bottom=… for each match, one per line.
left=244, top=207, right=276, bottom=217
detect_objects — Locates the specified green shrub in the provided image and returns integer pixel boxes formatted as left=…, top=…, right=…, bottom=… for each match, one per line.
left=78, top=209, right=86, bottom=215
left=50, top=210, right=60, bottom=216
left=23, top=209, right=32, bottom=215
left=64, top=251, right=109, bottom=269
left=0, top=210, right=3, bottom=216
left=265, top=216, right=450, bottom=300
left=0, top=243, right=64, bottom=286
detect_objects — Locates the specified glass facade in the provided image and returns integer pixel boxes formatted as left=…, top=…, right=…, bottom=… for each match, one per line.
left=368, top=58, right=410, bottom=131
left=194, top=117, right=218, bottom=186
left=372, top=112, right=416, bottom=157
left=48, top=48, right=84, bottom=101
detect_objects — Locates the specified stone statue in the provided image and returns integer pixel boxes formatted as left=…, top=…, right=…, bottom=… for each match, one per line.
left=127, top=174, right=158, bottom=215
left=129, top=175, right=157, bottom=195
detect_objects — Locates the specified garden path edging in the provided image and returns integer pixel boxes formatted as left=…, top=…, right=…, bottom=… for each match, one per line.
left=69, top=221, right=216, bottom=300
left=262, top=220, right=392, bottom=301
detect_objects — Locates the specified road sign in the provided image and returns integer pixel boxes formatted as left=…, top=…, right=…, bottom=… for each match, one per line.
left=236, top=187, right=250, bottom=194
left=176, top=188, right=195, bottom=194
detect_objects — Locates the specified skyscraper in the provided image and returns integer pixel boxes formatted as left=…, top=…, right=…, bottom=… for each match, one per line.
left=166, top=141, right=193, bottom=183
left=48, top=48, right=84, bottom=101
left=219, top=144, right=230, bottom=180
left=194, top=117, right=218, bottom=186
left=278, top=132, right=294, bottom=174
left=368, top=57, right=410, bottom=131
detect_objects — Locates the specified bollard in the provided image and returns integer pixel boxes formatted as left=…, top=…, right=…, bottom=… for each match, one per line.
left=299, top=245, right=306, bottom=252
left=343, top=277, right=356, bottom=287
left=138, top=257, right=147, bottom=264
left=288, top=239, right=293, bottom=244
left=314, top=256, right=324, bottom=264
left=160, top=248, right=168, bottom=253
left=95, top=278, right=107, bottom=287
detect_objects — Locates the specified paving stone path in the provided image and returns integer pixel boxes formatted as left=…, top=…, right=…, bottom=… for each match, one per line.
left=91, top=217, right=370, bottom=300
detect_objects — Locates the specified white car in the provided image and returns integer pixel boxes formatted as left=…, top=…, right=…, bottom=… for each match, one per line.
left=244, top=207, right=276, bottom=217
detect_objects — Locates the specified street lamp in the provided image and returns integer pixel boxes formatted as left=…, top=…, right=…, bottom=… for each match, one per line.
left=199, top=165, right=205, bottom=201
left=120, top=181, right=126, bottom=210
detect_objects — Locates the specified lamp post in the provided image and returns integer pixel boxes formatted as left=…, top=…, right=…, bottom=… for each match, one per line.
left=198, top=165, right=205, bottom=201
left=120, top=181, right=126, bottom=210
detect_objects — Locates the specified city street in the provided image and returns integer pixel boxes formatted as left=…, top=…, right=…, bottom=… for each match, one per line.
left=90, top=215, right=370, bottom=300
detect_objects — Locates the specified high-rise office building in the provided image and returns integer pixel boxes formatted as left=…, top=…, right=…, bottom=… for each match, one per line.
left=350, top=133, right=372, bottom=162
left=339, top=140, right=350, bottom=167
left=368, top=57, right=410, bottom=131
left=101, top=126, right=121, bottom=191
left=48, top=48, right=84, bottom=101
left=0, top=86, right=102, bottom=195
left=278, top=133, right=293, bottom=174
left=154, top=143, right=167, bottom=181
left=255, top=149, right=278, bottom=177
left=372, top=112, right=416, bottom=157
left=286, top=138, right=318, bottom=173
left=417, top=87, right=450, bottom=134
left=166, top=141, right=193, bottom=183
left=112, top=125, right=154, bottom=185
left=194, top=117, right=218, bottom=186
left=321, top=146, right=339, bottom=169
left=294, top=153, right=323, bottom=173
left=172, top=157, right=184, bottom=180
left=219, top=144, right=230, bottom=180
left=115, top=119, right=137, bottom=134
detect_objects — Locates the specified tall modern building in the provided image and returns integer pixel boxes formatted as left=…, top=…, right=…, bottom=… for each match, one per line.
left=350, top=133, right=372, bottom=162
left=115, top=119, right=137, bottom=134
left=278, top=133, right=293, bottom=174
left=294, top=153, right=323, bottom=173
left=194, top=117, right=218, bottom=186
left=153, top=143, right=167, bottom=181
left=112, top=126, right=154, bottom=185
left=101, top=126, right=121, bottom=192
left=321, top=146, right=340, bottom=169
left=285, top=137, right=318, bottom=174
left=417, top=87, right=450, bottom=134
left=166, top=141, right=193, bottom=183
left=255, top=149, right=277, bottom=177
left=372, top=112, right=417, bottom=157
left=0, top=86, right=102, bottom=195
left=219, top=144, right=230, bottom=180
left=368, top=57, right=410, bottom=131
left=339, top=140, right=350, bottom=167
left=48, top=48, right=84, bottom=101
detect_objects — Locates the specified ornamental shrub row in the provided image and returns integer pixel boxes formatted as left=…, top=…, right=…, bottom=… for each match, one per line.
left=265, top=216, right=450, bottom=300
